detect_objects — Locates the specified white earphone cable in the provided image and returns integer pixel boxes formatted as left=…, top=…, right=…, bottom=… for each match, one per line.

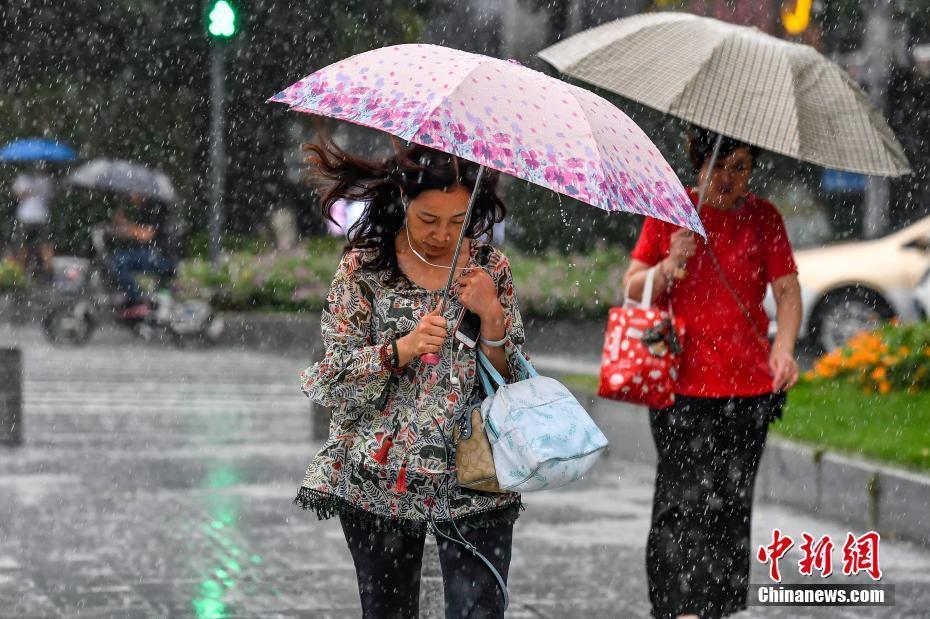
left=403, top=226, right=473, bottom=273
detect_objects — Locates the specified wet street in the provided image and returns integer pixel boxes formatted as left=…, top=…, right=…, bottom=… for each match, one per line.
left=0, top=325, right=927, bottom=618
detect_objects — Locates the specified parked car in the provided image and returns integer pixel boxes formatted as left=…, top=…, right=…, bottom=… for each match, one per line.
left=766, top=215, right=930, bottom=351
left=915, top=268, right=930, bottom=319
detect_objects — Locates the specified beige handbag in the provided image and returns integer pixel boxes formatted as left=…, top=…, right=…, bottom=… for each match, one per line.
left=453, top=403, right=508, bottom=494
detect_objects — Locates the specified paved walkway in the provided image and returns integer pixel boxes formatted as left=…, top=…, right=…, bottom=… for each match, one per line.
left=0, top=326, right=926, bottom=618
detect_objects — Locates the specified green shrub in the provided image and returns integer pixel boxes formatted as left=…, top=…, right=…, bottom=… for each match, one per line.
left=0, top=260, right=29, bottom=292
left=177, top=237, right=628, bottom=319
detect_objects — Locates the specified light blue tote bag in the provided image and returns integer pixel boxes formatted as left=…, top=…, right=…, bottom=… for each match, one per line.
left=476, top=350, right=608, bottom=492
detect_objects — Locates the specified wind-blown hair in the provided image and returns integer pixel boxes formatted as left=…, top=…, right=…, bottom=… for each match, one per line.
left=304, top=139, right=506, bottom=282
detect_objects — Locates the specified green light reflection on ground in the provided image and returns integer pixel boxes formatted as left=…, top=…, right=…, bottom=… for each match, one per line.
left=192, top=579, right=226, bottom=619
left=192, top=463, right=248, bottom=619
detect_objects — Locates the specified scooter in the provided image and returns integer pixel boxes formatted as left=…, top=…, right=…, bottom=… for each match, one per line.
left=41, top=227, right=224, bottom=346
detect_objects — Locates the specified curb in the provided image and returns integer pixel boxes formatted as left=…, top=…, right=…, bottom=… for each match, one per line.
left=560, top=386, right=930, bottom=548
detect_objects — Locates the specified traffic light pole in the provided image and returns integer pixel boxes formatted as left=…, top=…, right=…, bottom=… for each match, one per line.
left=863, top=0, right=891, bottom=239
left=208, top=43, right=227, bottom=264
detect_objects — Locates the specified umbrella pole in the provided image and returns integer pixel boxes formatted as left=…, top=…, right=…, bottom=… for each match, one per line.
left=421, top=165, right=486, bottom=366
left=695, top=132, right=723, bottom=213
left=439, top=165, right=486, bottom=312
left=674, top=133, right=722, bottom=279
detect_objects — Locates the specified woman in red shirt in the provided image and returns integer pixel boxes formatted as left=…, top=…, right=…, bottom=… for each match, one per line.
left=623, top=129, right=802, bottom=619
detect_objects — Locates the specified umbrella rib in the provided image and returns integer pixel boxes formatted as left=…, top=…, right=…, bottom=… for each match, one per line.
left=846, top=71, right=911, bottom=174
left=750, top=34, right=796, bottom=154
left=565, top=92, right=611, bottom=212
left=568, top=88, right=656, bottom=218
left=667, top=33, right=726, bottom=123
left=400, top=51, right=487, bottom=150
left=788, top=52, right=833, bottom=170
left=790, top=53, right=906, bottom=175
left=771, top=45, right=802, bottom=155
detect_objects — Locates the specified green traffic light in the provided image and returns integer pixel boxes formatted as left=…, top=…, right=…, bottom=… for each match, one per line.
left=208, top=0, right=237, bottom=38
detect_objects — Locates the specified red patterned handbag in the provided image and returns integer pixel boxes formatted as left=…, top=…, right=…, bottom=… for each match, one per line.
left=598, top=266, right=685, bottom=409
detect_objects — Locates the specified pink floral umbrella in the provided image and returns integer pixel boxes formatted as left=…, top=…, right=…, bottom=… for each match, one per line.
left=269, top=43, right=703, bottom=236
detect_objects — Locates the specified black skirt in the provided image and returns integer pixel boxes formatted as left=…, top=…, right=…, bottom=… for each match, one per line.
left=646, top=392, right=784, bottom=619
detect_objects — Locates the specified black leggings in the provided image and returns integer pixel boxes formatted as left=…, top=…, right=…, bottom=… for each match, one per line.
left=339, top=514, right=513, bottom=619
left=646, top=393, right=783, bottom=619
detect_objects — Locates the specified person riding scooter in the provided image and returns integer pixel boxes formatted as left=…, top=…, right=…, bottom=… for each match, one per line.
left=105, top=192, right=176, bottom=320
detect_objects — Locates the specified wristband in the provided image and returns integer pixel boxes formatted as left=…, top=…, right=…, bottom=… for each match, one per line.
left=479, top=334, right=508, bottom=348
left=380, top=340, right=406, bottom=375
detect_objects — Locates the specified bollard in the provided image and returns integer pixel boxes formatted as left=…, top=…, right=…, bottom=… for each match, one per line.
left=420, top=536, right=445, bottom=617
left=309, top=400, right=331, bottom=441
left=0, top=348, right=22, bottom=446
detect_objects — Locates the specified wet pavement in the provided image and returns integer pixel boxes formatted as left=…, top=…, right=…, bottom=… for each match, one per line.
left=0, top=325, right=927, bottom=618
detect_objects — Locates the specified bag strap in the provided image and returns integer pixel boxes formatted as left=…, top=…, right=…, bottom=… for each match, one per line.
left=431, top=524, right=510, bottom=610
left=476, top=349, right=537, bottom=389
left=426, top=414, right=510, bottom=612
left=623, top=265, right=658, bottom=309
left=476, top=357, right=496, bottom=397
left=701, top=240, right=770, bottom=354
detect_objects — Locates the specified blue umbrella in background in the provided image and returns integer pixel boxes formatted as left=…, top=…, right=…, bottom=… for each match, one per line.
left=0, top=139, right=77, bottom=163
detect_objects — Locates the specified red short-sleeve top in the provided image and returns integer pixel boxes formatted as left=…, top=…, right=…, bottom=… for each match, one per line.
left=630, top=191, right=798, bottom=398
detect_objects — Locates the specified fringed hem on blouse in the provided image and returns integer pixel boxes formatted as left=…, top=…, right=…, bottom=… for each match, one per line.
left=294, top=487, right=523, bottom=537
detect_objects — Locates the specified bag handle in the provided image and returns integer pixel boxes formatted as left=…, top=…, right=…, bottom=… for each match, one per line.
left=476, top=348, right=536, bottom=391
left=476, top=356, right=496, bottom=397
left=623, top=265, right=658, bottom=309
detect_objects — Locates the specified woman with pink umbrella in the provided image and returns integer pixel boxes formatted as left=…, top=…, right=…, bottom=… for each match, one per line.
left=299, top=141, right=520, bottom=617
left=273, top=43, right=704, bottom=615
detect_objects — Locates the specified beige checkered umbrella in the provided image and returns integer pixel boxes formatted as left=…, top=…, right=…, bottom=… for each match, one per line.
left=538, top=12, right=910, bottom=177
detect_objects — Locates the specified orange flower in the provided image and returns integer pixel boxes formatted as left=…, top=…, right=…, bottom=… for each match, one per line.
left=879, top=381, right=891, bottom=394
left=870, top=367, right=886, bottom=381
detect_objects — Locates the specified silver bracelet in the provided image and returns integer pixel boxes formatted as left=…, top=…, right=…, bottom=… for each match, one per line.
left=479, top=334, right=509, bottom=348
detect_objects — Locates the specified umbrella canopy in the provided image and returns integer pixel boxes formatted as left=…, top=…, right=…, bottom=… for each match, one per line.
left=270, top=43, right=704, bottom=235
left=0, top=138, right=77, bottom=162
left=68, top=159, right=176, bottom=202
left=538, top=12, right=910, bottom=177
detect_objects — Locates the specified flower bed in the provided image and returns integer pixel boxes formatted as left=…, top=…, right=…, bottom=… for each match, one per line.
left=805, top=322, right=930, bottom=394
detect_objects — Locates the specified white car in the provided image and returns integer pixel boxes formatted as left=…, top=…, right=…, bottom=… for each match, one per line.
left=766, top=215, right=930, bottom=351
left=916, top=268, right=930, bottom=318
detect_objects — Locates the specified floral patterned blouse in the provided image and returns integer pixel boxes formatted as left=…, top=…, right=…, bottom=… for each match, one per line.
left=296, top=239, right=530, bottom=535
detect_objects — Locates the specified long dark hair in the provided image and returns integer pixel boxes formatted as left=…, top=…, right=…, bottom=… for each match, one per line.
left=304, top=139, right=506, bottom=281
